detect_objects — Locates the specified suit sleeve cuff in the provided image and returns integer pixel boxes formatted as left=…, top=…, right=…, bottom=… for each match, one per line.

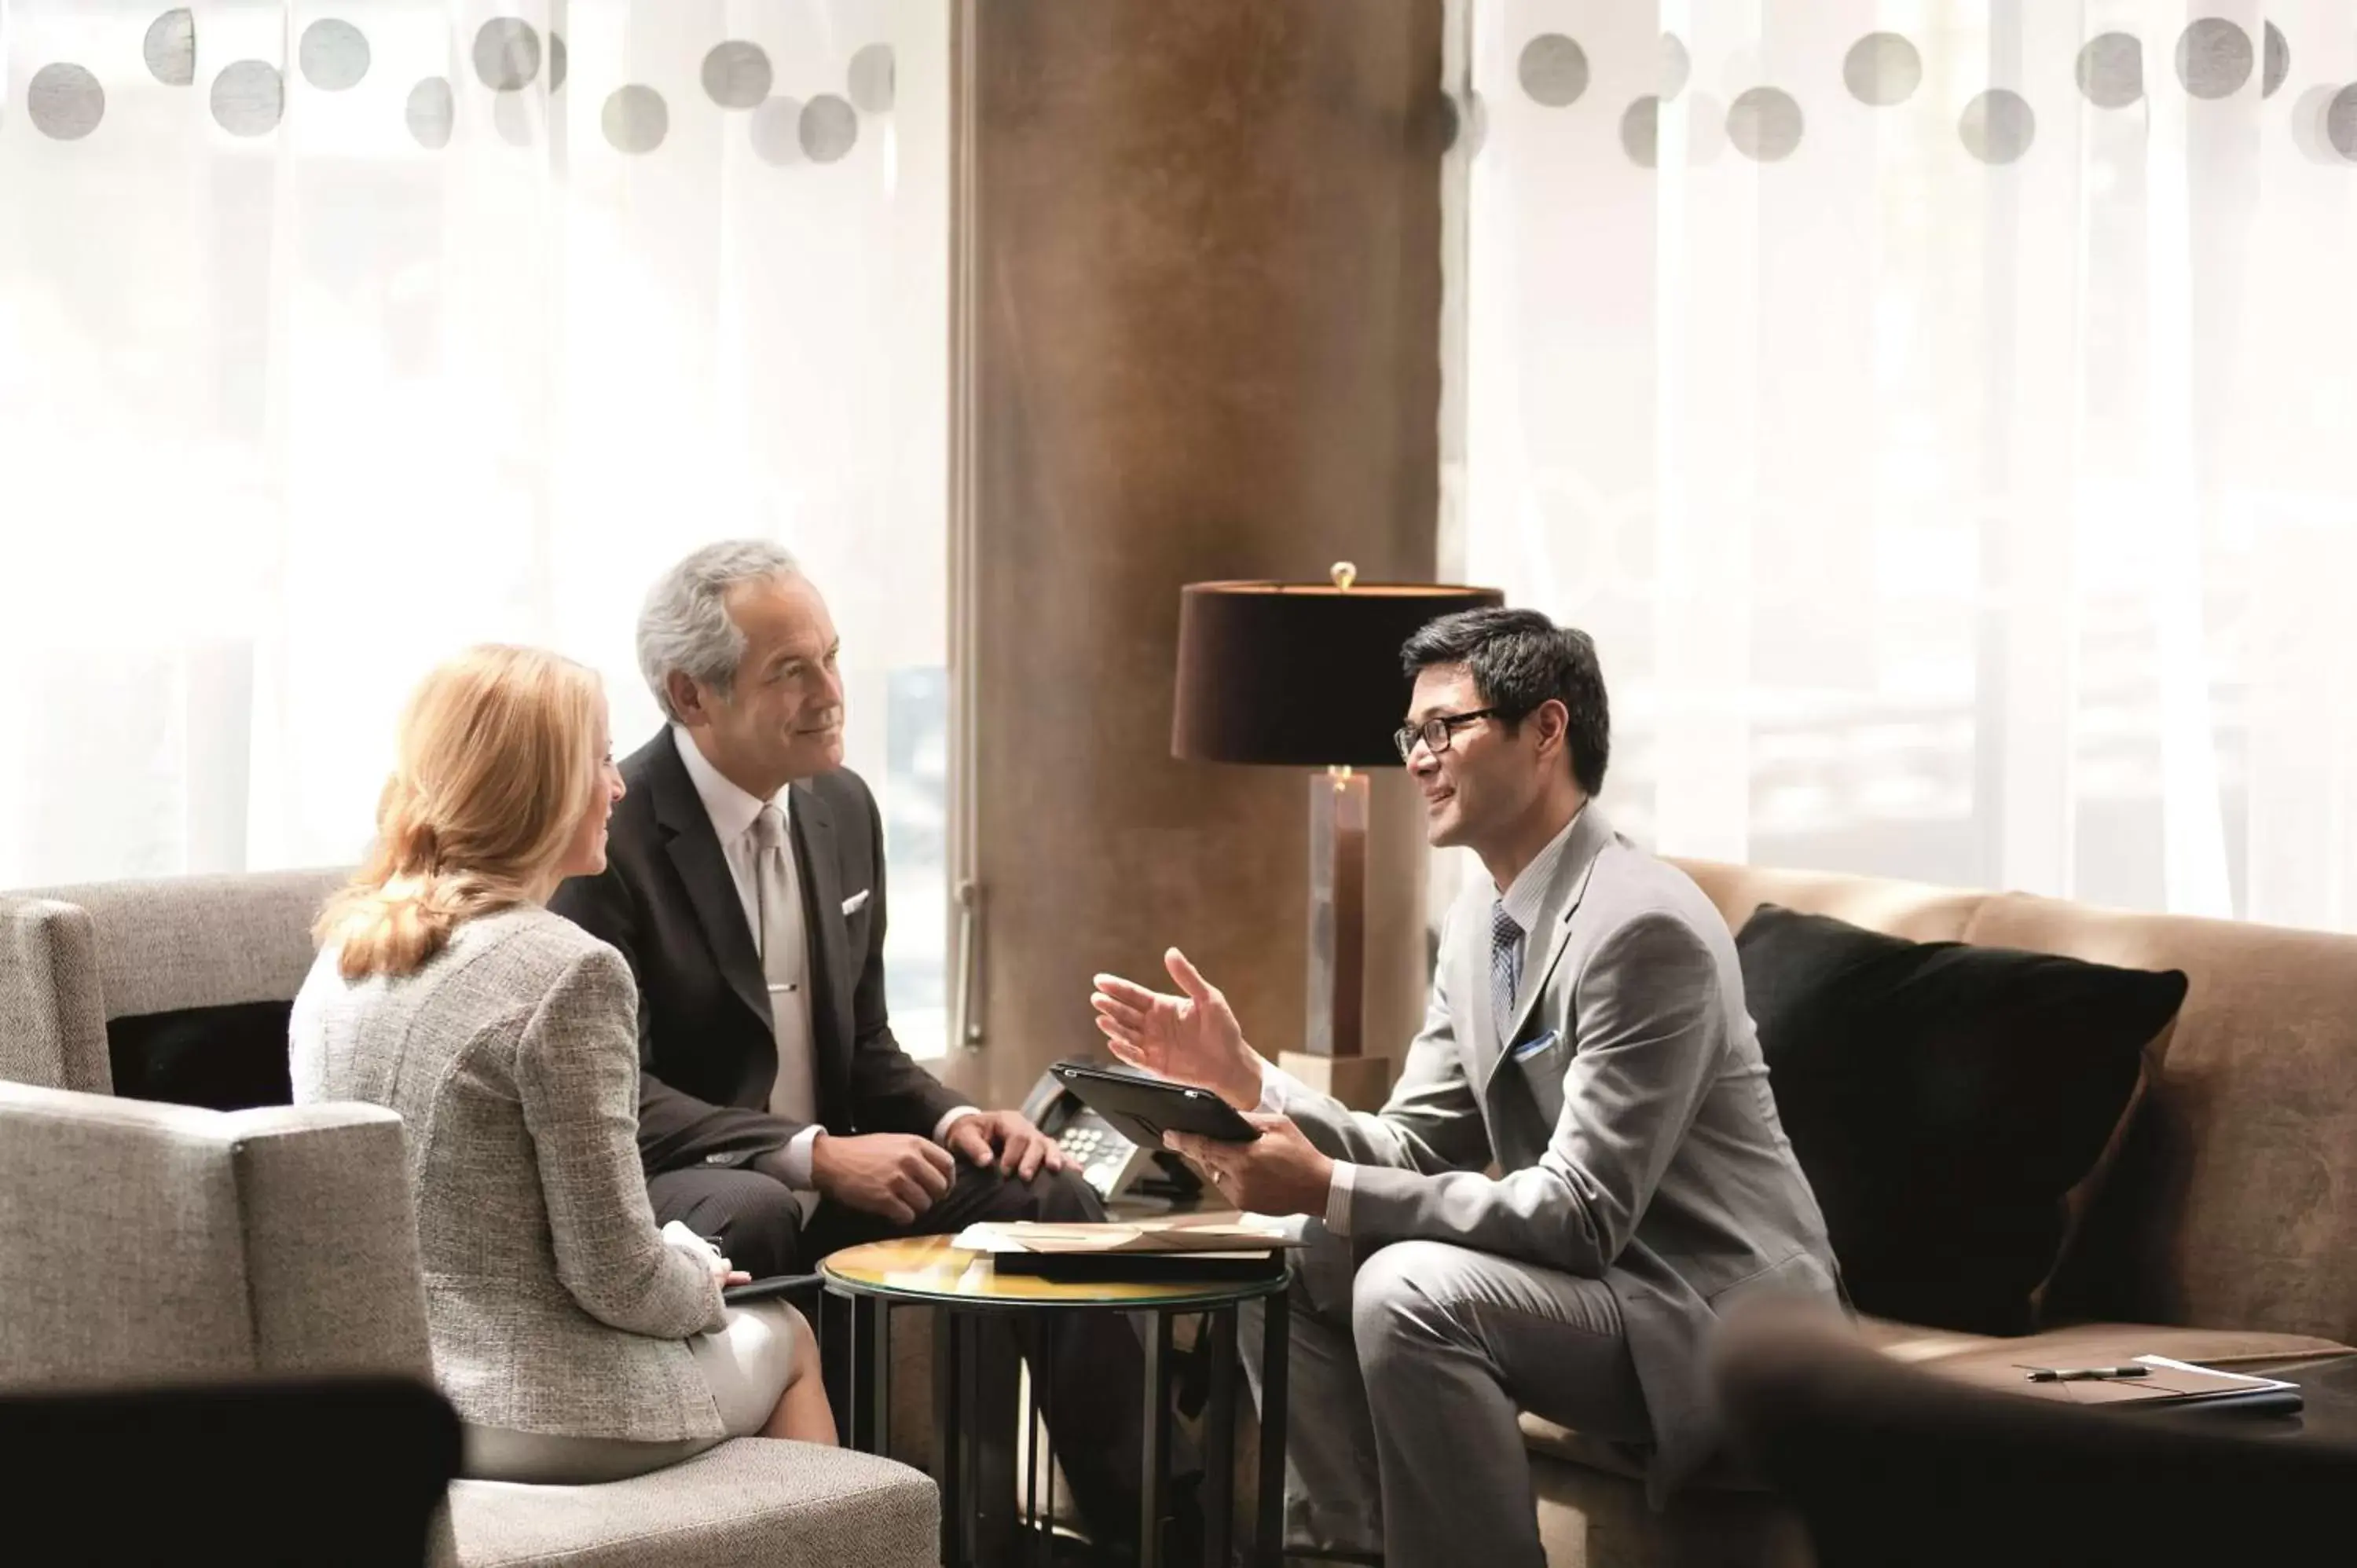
left=933, top=1105, right=983, bottom=1145
left=1323, top=1160, right=1357, bottom=1236
left=777, top=1124, right=826, bottom=1190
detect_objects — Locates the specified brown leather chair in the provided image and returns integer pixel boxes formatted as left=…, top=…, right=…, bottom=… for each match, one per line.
left=0, top=1376, right=460, bottom=1566
left=1712, top=1300, right=2357, bottom=1568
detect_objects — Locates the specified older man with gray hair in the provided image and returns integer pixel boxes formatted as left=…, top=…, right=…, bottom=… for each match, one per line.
left=553, top=540, right=1168, bottom=1547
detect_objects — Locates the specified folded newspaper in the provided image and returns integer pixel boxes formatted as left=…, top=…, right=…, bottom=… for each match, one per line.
left=951, top=1212, right=1303, bottom=1256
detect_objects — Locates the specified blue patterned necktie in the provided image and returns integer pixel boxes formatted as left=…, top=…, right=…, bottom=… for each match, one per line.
left=1490, top=899, right=1524, bottom=1040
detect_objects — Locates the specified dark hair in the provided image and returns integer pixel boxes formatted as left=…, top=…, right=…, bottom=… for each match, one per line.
left=1400, top=607, right=1610, bottom=795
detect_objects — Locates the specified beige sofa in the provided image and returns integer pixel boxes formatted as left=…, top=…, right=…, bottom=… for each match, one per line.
left=1525, top=858, right=2357, bottom=1567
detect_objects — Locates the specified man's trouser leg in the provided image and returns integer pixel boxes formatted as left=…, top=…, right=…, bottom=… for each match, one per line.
left=1244, top=1229, right=1652, bottom=1568
left=1239, top=1224, right=1382, bottom=1555
left=1352, top=1238, right=1651, bottom=1568
left=646, top=1167, right=805, bottom=1277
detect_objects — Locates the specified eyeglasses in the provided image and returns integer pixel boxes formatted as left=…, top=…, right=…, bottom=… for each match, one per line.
left=1394, top=707, right=1503, bottom=763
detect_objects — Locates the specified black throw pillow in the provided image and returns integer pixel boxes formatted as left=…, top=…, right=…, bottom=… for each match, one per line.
left=1736, top=905, right=2187, bottom=1336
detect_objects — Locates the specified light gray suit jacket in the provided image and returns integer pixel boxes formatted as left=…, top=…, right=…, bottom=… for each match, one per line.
left=1285, top=806, right=1838, bottom=1496
left=291, top=906, right=729, bottom=1442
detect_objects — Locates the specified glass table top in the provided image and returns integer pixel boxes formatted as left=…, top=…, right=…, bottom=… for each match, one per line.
left=819, top=1233, right=1292, bottom=1310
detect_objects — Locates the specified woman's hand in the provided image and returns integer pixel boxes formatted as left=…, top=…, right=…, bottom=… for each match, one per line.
left=661, top=1220, right=741, bottom=1286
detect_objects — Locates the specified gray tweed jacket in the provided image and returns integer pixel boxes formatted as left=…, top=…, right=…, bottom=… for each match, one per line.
left=291, top=905, right=728, bottom=1442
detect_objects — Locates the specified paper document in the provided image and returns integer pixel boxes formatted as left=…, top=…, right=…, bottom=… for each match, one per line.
left=951, top=1211, right=1303, bottom=1256
left=1934, top=1350, right=2304, bottom=1412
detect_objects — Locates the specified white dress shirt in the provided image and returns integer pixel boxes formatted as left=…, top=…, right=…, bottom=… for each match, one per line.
left=1263, top=804, right=1589, bottom=1236
left=670, top=727, right=977, bottom=1190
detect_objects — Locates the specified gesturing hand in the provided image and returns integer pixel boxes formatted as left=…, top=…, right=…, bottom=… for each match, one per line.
left=944, top=1108, right=1069, bottom=1182
left=1090, top=948, right=1262, bottom=1111
left=811, top=1133, right=956, bottom=1225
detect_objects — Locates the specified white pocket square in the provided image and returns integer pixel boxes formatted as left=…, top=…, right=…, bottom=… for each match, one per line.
left=841, top=889, right=871, bottom=916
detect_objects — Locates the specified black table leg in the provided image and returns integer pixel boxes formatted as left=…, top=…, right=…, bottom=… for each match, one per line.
left=1022, top=1317, right=1039, bottom=1566
left=971, top=1315, right=1018, bottom=1565
left=819, top=1286, right=855, bottom=1446
left=1204, top=1307, right=1237, bottom=1568
left=1036, top=1311, right=1060, bottom=1568
left=961, top=1314, right=987, bottom=1560
left=933, top=1308, right=965, bottom=1568
left=848, top=1294, right=888, bottom=1453
left=1256, top=1288, right=1288, bottom=1568
left=1141, top=1310, right=1173, bottom=1568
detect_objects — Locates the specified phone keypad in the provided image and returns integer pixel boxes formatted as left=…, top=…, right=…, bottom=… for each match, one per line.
left=1058, top=1124, right=1124, bottom=1196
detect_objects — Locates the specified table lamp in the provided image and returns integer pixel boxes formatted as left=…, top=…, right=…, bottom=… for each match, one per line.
left=1171, top=565, right=1504, bottom=1106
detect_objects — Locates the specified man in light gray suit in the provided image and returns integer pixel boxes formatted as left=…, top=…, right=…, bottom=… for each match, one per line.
left=1091, top=608, right=1839, bottom=1568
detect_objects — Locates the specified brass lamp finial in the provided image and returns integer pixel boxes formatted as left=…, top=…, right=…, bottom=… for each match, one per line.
left=1331, top=561, right=1358, bottom=591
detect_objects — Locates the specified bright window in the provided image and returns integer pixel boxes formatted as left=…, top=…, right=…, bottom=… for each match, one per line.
left=0, top=1, right=955, bottom=1049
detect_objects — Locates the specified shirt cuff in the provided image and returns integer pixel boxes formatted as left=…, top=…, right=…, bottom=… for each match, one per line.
left=1255, top=1056, right=1308, bottom=1114
left=1323, top=1160, right=1357, bottom=1236
left=775, top=1123, right=827, bottom=1190
left=933, top=1105, right=984, bottom=1145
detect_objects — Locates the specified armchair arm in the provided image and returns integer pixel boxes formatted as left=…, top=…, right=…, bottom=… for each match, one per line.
left=224, top=1101, right=436, bottom=1379
left=0, top=1087, right=434, bottom=1387
left=0, top=897, right=111, bottom=1093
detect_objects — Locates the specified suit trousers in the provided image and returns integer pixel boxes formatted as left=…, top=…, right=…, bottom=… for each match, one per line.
left=647, top=1158, right=1157, bottom=1545
left=1244, top=1226, right=1653, bottom=1568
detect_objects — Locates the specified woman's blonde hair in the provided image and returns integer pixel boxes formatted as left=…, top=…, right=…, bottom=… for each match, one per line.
left=317, top=645, right=605, bottom=980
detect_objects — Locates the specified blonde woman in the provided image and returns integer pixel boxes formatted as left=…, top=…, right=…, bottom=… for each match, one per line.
left=291, top=644, right=835, bottom=1482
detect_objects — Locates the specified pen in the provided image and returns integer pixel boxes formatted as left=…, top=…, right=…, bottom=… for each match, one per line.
left=2025, top=1365, right=2149, bottom=1383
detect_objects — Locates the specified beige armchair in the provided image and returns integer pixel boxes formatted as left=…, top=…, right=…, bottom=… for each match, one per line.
left=1, top=872, right=944, bottom=1565
left=0, top=1081, right=939, bottom=1568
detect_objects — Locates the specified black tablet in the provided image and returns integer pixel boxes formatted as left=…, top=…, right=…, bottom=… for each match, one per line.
left=721, top=1274, right=823, bottom=1306
left=1050, top=1061, right=1262, bottom=1147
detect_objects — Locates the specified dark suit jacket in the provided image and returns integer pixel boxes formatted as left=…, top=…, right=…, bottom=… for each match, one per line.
left=550, top=729, right=963, bottom=1177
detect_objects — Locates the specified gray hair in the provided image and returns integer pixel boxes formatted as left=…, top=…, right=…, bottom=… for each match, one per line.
left=636, top=539, right=802, bottom=723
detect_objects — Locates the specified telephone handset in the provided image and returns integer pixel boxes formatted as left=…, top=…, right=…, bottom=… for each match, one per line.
left=1021, top=1061, right=1204, bottom=1204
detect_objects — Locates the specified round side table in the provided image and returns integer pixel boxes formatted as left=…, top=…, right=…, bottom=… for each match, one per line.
left=822, top=1233, right=1292, bottom=1568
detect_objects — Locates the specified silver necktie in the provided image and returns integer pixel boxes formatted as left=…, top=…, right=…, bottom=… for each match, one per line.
left=752, top=804, right=816, bottom=1127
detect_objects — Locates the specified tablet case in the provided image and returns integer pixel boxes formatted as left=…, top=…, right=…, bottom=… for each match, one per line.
left=1048, top=1061, right=1262, bottom=1149
left=990, top=1249, right=1286, bottom=1283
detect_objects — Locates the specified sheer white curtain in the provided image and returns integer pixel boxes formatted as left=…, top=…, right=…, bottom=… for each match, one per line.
left=0, top=0, right=952, bottom=1042
left=1453, top=1, right=2357, bottom=929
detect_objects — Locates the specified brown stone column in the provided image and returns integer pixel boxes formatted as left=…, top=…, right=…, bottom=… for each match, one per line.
left=941, top=0, right=1448, bottom=1111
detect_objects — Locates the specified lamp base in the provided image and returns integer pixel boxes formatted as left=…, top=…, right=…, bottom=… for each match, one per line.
left=1305, top=769, right=1369, bottom=1058
left=1277, top=1049, right=1395, bottom=1112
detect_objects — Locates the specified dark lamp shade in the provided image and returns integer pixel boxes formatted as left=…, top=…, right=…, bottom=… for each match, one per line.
left=1171, top=580, right=1506, bottom=768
